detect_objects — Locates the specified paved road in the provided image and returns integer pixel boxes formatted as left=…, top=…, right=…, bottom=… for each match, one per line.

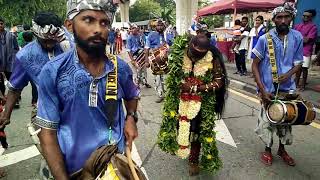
left=0, top=56, right=319, bottom=180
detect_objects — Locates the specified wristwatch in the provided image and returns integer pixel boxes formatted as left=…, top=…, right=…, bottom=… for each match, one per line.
left=126, top=111, right=138, bottom=123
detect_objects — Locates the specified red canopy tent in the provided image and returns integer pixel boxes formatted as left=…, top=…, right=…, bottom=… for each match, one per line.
left=197, top=0, right=285, bottom=16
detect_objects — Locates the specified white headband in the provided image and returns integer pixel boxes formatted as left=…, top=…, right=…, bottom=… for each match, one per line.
left=32, top=20, right=65, bottom=41
left=67, top=0, right=117, bottom=22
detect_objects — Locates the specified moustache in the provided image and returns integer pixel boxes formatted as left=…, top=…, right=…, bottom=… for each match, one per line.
left=87, top=35, right=106, bottom=42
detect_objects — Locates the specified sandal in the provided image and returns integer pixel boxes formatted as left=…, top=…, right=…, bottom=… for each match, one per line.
left=260, top=152, right=272, bottom=166
left=278, top=150, right=296, bottom=166
left=0, top=168, right=6, bottom=178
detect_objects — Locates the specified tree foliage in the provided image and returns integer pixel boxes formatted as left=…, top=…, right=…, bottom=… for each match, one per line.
left=198, top=0, right=224, bottom=28
left=155, top=0, right=176, bottom=24
left=129, top=0, right=176, bottom=24
left=0, top=0, right=66, bottom=26
left=129, top=0, right=161, bottom=22
left=198, top=0, right=211, bottom=8
left=202, top=15, right=225, bottom=29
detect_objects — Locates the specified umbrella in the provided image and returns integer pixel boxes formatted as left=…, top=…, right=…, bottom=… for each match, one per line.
left=198, top=0, right=285, bottom=17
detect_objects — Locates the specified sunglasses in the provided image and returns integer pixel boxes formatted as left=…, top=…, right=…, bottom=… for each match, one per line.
left=303, top=14, right=312, bottom=18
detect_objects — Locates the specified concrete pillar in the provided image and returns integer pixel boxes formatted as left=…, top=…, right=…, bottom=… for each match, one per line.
left=176, top=0, right=198, bottom=35
left=119, top=0, right=130, bottom=22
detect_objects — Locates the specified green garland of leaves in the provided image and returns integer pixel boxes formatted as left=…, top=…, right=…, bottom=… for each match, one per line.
left=157, top=35, right=222, bottom=172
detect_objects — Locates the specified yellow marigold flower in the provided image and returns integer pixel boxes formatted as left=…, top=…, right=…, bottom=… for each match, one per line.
left=170, top=111, right=176, bottom=117
left=207, top=154, right=212, bottom=160
left=205, top=137, right=214, bottom=143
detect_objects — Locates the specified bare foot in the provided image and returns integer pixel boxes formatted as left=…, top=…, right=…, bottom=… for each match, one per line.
left=189, top=162, right=200, bottom=176
left=0, top=168, right=6, bottom=178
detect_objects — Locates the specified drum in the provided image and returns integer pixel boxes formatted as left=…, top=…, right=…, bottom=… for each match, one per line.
left=96, top=153, right=147, bottom=180
left=74, top=145, right=147, bottom=180
left=266, top=100, right=316, bottom=125
left=132, top=49, right=146, bottom=68
left=149, top=44, right=169, bottom=75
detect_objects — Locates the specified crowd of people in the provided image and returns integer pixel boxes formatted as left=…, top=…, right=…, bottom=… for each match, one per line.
left=0, top=0, right=317, bottom=179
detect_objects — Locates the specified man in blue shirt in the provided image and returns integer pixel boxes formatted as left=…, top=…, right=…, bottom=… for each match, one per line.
left=0, top=11, right=66, bottom=130
left=145, top=19, right=167, bottom=103
left=127, top=24, right=151, bottom=88
left=0, top=11, right=67, bottom=179
left=108, top=27, right=116, bottom=54
left=34, top=0, right=140, bottom=178
left=252, top=3, right=303, bottom=167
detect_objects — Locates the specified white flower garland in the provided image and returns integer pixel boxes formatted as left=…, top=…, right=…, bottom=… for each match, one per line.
left=176, top=51, right=214, bottom=158
left=178, top=99, right=202, bottom=120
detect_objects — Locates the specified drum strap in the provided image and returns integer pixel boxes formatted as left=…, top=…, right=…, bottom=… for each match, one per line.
left=105, top=54, right=118, bottom=144
left=266, top=33, right=278, bottom=84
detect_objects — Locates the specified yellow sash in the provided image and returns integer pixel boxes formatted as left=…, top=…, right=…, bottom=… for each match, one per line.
left=106, top=54, right=118, bottom=100
left=266, top=33, right=278, bottom=83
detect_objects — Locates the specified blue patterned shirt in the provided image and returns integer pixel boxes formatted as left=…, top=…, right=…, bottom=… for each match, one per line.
left=252, top=28, right=303, bottom=93
left=34, top=48, right=140, bottom=174
left=8, top=40, right=63, bottom=91
left=126, top=34, right=143, bottom=53
left=145, top=31, right=165, bottom=49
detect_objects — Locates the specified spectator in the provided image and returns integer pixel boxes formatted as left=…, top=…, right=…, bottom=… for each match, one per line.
left=232, top=19, right=243, bottom=74
left=120, top=28, right=128, bottom=47
left=237, top=17, right=251, bottom=76
left=248, top=16, right=266, bottom=60
left=294, top=9, right=318, bottom=91
left=115, top=29, right=122, bottom=54
left=17, top=24, right=31, bottom=48
left=165, top=25, right=175, bottom=46
left=247, top=16, right=266, bottom=78
left=108, top=28, right=116, bottom=54
left=0, top=17, right=19, bottom=98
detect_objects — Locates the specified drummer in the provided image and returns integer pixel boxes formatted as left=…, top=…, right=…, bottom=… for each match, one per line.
left=144, top=19, right=167, bottom=103
left=33, top=0, right=140, bottom=178
left=127, top=24, right=151, bottom=88
left=251, top=3, right=303, bottom=166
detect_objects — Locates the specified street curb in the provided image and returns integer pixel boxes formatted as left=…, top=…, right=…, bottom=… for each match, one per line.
left=228, top=78, right=257, bottom=95
left=228, top=77, right=320, bottom=124
left=228, top=77, right=320, bottom=109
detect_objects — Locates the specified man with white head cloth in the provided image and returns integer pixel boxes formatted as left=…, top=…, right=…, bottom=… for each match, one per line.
left=34, top=0, right=140, bottom=179
left=252, top=2, right=303, bottom=167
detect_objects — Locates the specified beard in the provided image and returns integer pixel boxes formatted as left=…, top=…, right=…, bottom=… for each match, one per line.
left=276, top=24, right=289, bottom=34
left=73, top=28, right=107, bottom=58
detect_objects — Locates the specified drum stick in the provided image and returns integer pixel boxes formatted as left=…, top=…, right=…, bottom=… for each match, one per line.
left=126, top=146, right=140, bottom=180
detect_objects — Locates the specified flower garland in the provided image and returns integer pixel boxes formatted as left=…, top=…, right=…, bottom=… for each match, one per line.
left=158, top=35, right=222, bottom=172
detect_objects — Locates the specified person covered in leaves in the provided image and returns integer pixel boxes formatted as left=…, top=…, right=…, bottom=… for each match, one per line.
left=158, top=34, right=227, bottom=176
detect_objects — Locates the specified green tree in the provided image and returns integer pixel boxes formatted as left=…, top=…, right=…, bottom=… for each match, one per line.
left=202, top=15, right=224, bottom=29
left=0, top=0, right=66, bottom=27
left=198, top=0, right=211, bottom=8
left=154, top=0, right=176, bottom=24
left=129, top=0, right=161, bottom=22
left=198, top=0, right=224, bottom=28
